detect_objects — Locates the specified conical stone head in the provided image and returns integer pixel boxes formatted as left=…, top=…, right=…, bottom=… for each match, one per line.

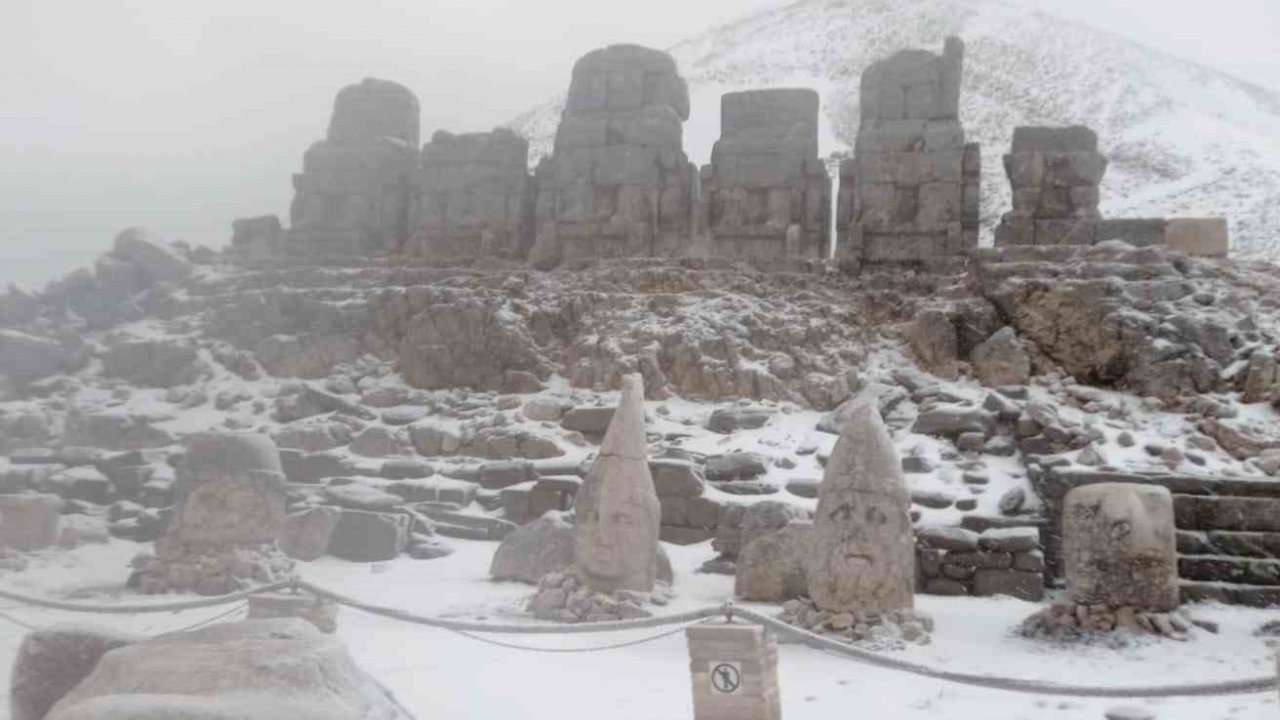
left=808, top=401, right=915, bottom=613
left=573, top=374, right=661, bottom=593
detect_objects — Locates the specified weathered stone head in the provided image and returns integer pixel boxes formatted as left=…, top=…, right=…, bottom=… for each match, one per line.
left=326, top=77, right=421, bottom=148
left=1063, top=482, right=1178, bottom=611
left=573, top=374, right=662, bottom=593
left=166, top=432, right=288, bottom=548
left=808, top=401, right=915, bottom=613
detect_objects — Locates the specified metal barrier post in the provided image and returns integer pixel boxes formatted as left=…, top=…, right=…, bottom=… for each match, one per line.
left=686, top=623, right=781, bottom=720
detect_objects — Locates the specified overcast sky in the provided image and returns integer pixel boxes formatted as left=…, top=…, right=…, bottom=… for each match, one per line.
left=1, top=0, right=1276, bottom=289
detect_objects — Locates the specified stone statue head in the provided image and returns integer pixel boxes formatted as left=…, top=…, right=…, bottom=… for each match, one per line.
left=1064, top=482, right=1178, bottom=611
left=573, top=374, right=661, bottom=593
left=168, top=432, right=287, bottom=548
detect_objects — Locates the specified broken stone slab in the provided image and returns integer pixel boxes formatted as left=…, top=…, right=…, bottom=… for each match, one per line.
left=916, top=525, right=980, bottom=552
left=707, top=406, right=776, bottom=433
left=10, top=625, right=143, bottom=720
left=911, top=405, right=996, bottom=438
left=977, top=526, right=1040, bottom=553
left=327, top=509, right=409, bottom=562
left=705, top=453, right=768, bottom=482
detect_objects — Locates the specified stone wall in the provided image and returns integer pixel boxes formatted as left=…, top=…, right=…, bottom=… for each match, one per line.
left=698, top=89, right=830, bottom=260
left=993, top=126, right=1108, bottom=247
left=916, top=525, right=1044, bottom=600
left=530, top=45, right=697, bottom=268
left=837, top=37, right=978, bottom=264
left=287, top=78, right=422, bottom=258
left=411, top=128, right=534, bottom=262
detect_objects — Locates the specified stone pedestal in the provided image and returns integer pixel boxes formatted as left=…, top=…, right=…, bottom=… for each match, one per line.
left=1165, top=218, right=1229, bottom=257
left=994, top=125, right=1107, bottom=247
left=247, top=591, right=339, bottom=634
left=686, top=624, right=780, bottom=720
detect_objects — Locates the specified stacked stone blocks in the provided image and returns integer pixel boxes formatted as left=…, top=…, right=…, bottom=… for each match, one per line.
left=686, top=625, right=781, bottom=720
left=287, top=78, right=422, bottom=257
left=699, top=89, right=830, bottom=259
left=531, top=45, right=697, bottom=266
left=413, top=128, right=533, bottom=262
left=994, top=126, right=1108, bottom=247
left=838, top=37, right=979, bottom=263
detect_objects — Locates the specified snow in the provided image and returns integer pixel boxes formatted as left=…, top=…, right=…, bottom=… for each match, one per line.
left=0, top=538, right=1276, bottom=720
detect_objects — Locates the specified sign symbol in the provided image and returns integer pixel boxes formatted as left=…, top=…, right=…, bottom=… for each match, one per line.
left=711, top=663, right=741, bottom=694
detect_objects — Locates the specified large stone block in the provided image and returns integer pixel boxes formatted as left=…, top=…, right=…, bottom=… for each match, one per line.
left=0, top=494, right=63, bottom=551
left=1011, top=125, right=1098, bottom=153
left=1165, top=218, right=1229, bottom=257
left=327, top=509, right=409, bottom=562
left=10, top=625, right=142, bottom=720
left=1063, top=483, right=1179, bottom=611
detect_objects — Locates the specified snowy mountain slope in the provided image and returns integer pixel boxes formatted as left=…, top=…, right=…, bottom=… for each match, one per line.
left=509, top=0, right=1280, bottom=254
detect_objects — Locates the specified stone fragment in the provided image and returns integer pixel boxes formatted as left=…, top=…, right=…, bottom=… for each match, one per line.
left=705, top=453, right=767, bottom=482
left=809, top=402, right=915, bottom=613
left=279, top=506, right=342, bottom=561
left=10, top=625, right=142, bottom=720
left=917, top=525, right=979, bottom=552
left=970, top=327, right=1030, bottom=387
left=43, top=619, right=415, bottom=720
left=707, top=406, right=776, bottom=433
left=734, top=523, right=813, bottom=602
left=0, top=494, right=64, bottom=551
left=327, top=509, right=409, bottom=562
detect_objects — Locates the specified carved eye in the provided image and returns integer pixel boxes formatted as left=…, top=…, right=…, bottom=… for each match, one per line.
left=865, top=506, right=887, bottom=526
left=1109, top=520, right=1132, bottom=541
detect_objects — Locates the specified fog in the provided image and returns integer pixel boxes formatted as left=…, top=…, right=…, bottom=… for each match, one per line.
left=1, top=0, right=1276, bottom=289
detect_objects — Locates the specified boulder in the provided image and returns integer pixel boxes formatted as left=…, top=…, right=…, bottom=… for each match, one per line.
left=907, top=309, right=958, bottom=379
left=489, top=511, right=672, bottom=585
left=0, top=330, right=72, bottom=383
left=734, top=523, right=813, bottom=602
left=560, top=406, right=615, bottom=435
left=0, top=494, right=64, bottom=551
left=102, top=338, right=204, bottom=389
left=111, top=227, right=192, bottom=283
left=327, top=510, right=409, bottom=562
left=705, top=453, right=767, bottom=482
left=323, top=483, right=403, bottom=511
left=10, top=625, right=142, bottom=720
left=970, top=327, right=1031, bottom=387
left=44, top=619, right=415, bottom=720
left=707, top=406, right=775, bottom=433
left=648, top=459, right=705, bottom=497
left=279, top=506, right=342, bottom=561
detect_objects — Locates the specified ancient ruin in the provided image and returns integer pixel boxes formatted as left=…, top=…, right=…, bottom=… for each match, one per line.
left=131, top=432, right=295, bottom=595
left=411, top=128, right=534, bottom=262
left=286, top=78, right=422, bottom=257
left=994, top=126, right=1107, bottom=246
left=836, top=36, right=979, bottom=264
left=529, top=44, right=696, bottom=268
left=698, top=89, right=830, bottom=259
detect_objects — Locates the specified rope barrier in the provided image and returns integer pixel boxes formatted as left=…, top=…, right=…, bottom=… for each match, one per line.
left=0, top=581, right=293, bottom=615
left=295, top=581, right=725, bottom=635
left=732, top=607, right=1277, bottom=699
left=0, top=577, right=1273, bottom=699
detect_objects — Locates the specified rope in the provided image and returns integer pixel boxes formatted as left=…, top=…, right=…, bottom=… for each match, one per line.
left=0, top=580, right=293, bottom=615
left=444, top=620, right=703, bottom=654
left=732, top=608, right=1277, bottom=699
left=296, top=581, right=724, bottom=635
left=0, top=608, right=35, bottom=631
left=165, top=603, right=248, bottom=635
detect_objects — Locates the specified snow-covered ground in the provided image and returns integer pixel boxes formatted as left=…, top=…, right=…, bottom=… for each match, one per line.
left=1, top=538, right=1276, bottom=720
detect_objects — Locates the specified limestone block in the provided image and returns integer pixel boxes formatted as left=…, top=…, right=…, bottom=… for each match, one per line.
left=0, top=494, right=63, bottom=551
left=1012, top=125, right=1098, bottom=152
left=1063, top=483, right=1179, bottom=611
left=734, top=523, right=812, bottom=602
left=1165, top=218, right=1229, bottom=257
left=10, top=625, right=142, bottom=720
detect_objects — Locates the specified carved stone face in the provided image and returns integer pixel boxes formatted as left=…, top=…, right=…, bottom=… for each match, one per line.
left=1063, top=482, right=1178, bottom=611
left=573, top=457, right=661, bottom=592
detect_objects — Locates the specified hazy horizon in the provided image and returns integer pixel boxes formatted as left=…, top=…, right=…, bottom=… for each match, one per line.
left=2, top=0, right=1276, bottom=290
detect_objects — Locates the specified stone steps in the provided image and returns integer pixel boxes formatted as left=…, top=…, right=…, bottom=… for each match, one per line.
left=1178, top=554, right=1280, bottom=586
left=1179, top=580, right=1280, bottom=608
left=1176, top=530, right=1280, bottom=559
left=1172, top=494, right=1280, bottom=533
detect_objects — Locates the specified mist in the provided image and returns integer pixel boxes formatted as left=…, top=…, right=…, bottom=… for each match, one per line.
left=1, top=0, right=1275, bottom=288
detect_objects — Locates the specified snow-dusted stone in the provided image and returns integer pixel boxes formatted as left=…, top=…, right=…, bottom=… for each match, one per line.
left=916, top=525, right=979, bottom=552
left=64, top=412, right=176, bottom=451
left=56, top=515, right=110, bottom=549
left=522, top=397, right=567, bottom=422
left=349, top=426, right=407, bottom=457
left=978, top=526, right=1040, bottom=553
left=102, top=338, right=205, bottom=389
left=323, top=483, right=403, bottom=511
left=734, top=522, right=813, bottom=602
left=707, top=406, right=775, bottom=433
left=136, top=433, right=295, bottom=595
left=907, top=309, right=959, bottom=380
left=490, top=511, right=577, bottom=584
left=110, top=227, right=191, bottom=283
left=573, top=373, right=661, bottom=593
left=44, top=619, right=416, bottom=720
left=705, top=453, right=767, bottom=482
left=970, top=326, right=1031, bottom=387
left=1064, top=482, right=1178, bottom=611
left=327, top=510, right=409, bottom=562
left=809, top=401, right=915, bottom=613
left=0, top=330, right=73, bottom=383
left=560, top=406, right=615, bottom=435
left=279, top=506, right=341, bottom=561
left=0, top=494, right=64, bottom=551
left=10, top=625, right=142, bottom=720
left=910, top=405, right=996, bottom=438
left=649, top=459, right=705, bottom=497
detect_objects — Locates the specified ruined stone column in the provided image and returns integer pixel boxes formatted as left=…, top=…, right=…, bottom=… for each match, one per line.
left=286, top=78, right=422, bottom=258
left=412, top=128, right=534, bottom=263
left=530, top=45, right=696, bottom=269
left=808, top=401, right=915, bottom=613
left=573, top=373, right=662, bottom=593
left=699, top=88, right=830, bottom=261
left=837, top=37, right=978, bottom=265
left=994, top=126, right=1107, bottom=247
left=133, top=432, right=295, bottom=595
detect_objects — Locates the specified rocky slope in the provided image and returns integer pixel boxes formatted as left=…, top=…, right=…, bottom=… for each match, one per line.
left=1, top=230, right=1279, bottom=603
left=510, top=0, right=1280, bottom=255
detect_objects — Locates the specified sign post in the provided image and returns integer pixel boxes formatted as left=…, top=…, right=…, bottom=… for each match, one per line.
left=686, top=624, right=780, bottom=720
